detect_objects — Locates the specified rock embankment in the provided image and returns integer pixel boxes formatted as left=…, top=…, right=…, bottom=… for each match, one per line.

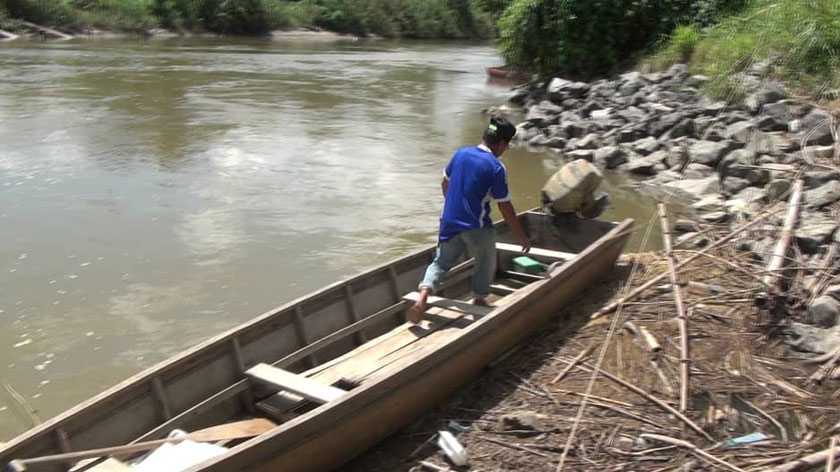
left=500, top=63, right=839, bottom=348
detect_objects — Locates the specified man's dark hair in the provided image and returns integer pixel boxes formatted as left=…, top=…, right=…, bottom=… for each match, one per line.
left=483, top=116, right=516, bottom=145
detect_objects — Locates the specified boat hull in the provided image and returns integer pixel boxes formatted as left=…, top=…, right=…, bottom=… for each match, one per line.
left=193, top=219, right=633, bottom=472
left=0, top=213, right=633, bottom=472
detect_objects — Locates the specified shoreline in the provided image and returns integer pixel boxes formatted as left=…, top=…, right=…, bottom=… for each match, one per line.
left=0, top=25, right=367, bottom=42
left=342, top=63, right=840, bottom=471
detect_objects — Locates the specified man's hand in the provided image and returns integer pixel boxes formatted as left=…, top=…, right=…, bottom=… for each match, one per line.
left=517, top=235, right=531, bottom=253
left=498, top=201, right=531, bottom=254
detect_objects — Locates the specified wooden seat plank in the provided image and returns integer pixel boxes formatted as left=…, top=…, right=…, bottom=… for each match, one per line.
left=490, top=283, right=518, bottom=296
left=306, top=304, right=468, bottom=386
left=496, top=242, right=576, bottom=261
left=246, top=364, right=346, bottom=404
left=403, top=292, right=493, bottom=317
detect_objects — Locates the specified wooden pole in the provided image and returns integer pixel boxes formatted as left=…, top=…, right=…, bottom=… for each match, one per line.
left=591, top=206, right=781, bottom=320
left=766, top=445, right=840, bottom=472
left=640, top=434, right=746, bottom=472
left=763, top=179, right=804, bottom=289
left=576, top=361, right=713, bottom=441
left=658, top=203, right=690, bottom=413
left=551, top=345, right=592, bottom=384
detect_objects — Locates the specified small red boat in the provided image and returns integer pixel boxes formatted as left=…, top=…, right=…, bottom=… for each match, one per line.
left=486, top=65, right=528, bottom=82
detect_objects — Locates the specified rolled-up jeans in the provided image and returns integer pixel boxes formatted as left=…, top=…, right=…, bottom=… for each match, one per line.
left=419, top=227, right=496, bottom=299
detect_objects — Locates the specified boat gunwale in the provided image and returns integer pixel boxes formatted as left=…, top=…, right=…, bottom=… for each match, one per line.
left=188, top=217, right=635, bottom=471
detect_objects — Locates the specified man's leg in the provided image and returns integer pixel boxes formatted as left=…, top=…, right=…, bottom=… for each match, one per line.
left=407, top=235, right=465, bottom=323
left=462, top=228, right=497, bottom=306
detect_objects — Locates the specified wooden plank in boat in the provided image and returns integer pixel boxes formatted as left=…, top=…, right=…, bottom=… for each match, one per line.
left=306, top=304, right=468, bottom=386
left=490, top=283, right=518, bottom=296
left=500, top=270, right=546, bottom=283
left=277, top=301, right=408, bottom=368
left=402, top=292, right=492, bottom=317
left=246, top=364, right=346, bottom=404
left=495, top=242, right=576, bottom=261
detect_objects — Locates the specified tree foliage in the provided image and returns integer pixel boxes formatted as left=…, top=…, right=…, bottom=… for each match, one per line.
left=498, top=0, right=749, bottom=78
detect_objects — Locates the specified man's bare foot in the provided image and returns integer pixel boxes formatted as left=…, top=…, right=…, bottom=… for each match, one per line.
left=472, top=297, right=491, bottom=307
left=406, top=302, right=425, bottom=324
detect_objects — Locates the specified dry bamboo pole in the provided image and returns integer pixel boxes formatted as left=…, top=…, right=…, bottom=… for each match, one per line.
left=737, top=395, right=788, bottom=442
left=763, top=179, right=804, bottom=289
left=639, top=434, right=746, bottom=472
left=591, top=206, right=781, bottom=320
left=766, top=446, right=840, bottom=472
left=622, top=322, right=674, bottom=397
left=551, top=345, right=592, bottom=384
left=576, top=361, right=713, bottom=441
left=659, top=203, right=690, bottom=413
left=417, top=460, right=452, bottom=471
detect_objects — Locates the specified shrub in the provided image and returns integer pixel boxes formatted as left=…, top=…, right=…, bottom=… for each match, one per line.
left=690, top=0, right=840, bottom=100
left=151, top=0, right=273, bottom=34
left=498, top=0, right=751, bottom=78
left=306, top=0, right=491, bottom=38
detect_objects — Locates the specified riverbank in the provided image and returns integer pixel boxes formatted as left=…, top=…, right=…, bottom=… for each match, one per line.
left=340, top=64, right=840, bottom=470
left=344, top=239, right=840, bottom=471
left=0, top=0, right=495, bottom=40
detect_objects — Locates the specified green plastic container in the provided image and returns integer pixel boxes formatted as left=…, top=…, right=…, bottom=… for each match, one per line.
left=512, top=256, right=545, bottom=275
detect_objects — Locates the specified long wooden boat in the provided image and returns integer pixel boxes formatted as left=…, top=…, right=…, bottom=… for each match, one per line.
left=1, top=210, right=633, bottom=472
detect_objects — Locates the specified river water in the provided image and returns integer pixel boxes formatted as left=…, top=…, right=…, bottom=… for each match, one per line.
left=0, top=36, right=663, bottom=439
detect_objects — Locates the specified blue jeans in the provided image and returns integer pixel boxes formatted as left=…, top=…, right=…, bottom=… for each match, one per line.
left=419, top=227, right=496, bottom=299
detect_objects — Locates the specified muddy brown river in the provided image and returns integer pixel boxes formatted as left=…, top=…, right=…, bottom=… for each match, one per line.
left=0, top=36, right=664, bottom=439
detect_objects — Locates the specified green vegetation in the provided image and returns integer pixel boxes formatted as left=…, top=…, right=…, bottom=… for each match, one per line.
left=497, top=0, right=748, bottom=78
left=647, top=0, right=840, bottom=100
left=0, top=0, right=496, bottom=37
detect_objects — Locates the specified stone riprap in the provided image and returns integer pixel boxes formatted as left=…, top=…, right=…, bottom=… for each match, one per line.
left=498, top=63, right=839, bottom=335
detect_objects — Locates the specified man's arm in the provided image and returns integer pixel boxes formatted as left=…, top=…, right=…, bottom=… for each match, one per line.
left=441, top=178, right=449, bottom=198
left=497, top=201, right=531, bottom=253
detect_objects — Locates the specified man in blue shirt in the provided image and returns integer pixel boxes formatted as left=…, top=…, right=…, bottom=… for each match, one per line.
left=407, top=116, right=531, bottom=323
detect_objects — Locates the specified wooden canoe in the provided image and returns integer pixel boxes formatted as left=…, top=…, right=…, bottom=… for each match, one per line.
left=1, top=211, right=633, bottom=472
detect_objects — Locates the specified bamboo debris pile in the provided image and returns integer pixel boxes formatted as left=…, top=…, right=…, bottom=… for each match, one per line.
left=345, top=179, right=840, bottom=472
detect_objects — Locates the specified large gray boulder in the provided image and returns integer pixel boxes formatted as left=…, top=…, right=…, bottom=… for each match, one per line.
left=792, top=108, right=835, bottom=146
left=525, top=105, right=559, bottom=128
left=618, top=72, right=646, bottom=96
left=809, top=296, right=840, bottom=328
left=760, top=100, right=796, bottom=121
left=626, top=152, right=663, bottom=175
left=722, top=177, right=752, bottom=195
left=745, top=82, right=787, bottom=113
left=629, top=136, right=660, bottom=156
left=805, top=180, right=840, bottom=210
left=725, top=121, right=756, bottom=144
left=785, top=322, right=840, bottom=353
left=804, top=170, right=840, bottom=189
left=689, top=140, right=737, bottom=167
left=660, top=118, right=696, bottom=140
left=692, top=194, right=726, bottom=212
left=718, top=149, right=770, bottom=185
left=663, top=176, right=721, bottom=202
left=796, top=213, right=838, bottom=253
left=684, top=163, right=716, bottom=179
left=764, top=178, right=792, bottom=202
left=593, top=146, right=627, bottom=169
left=548, top=77, right=590, bottom=102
